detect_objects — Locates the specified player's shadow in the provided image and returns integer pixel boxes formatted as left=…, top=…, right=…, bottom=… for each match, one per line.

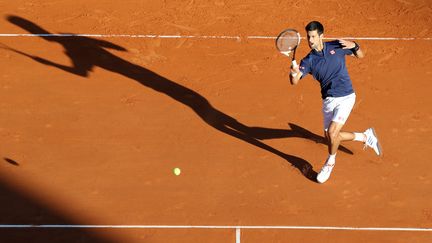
left=5, top=15, right=352, bottom=182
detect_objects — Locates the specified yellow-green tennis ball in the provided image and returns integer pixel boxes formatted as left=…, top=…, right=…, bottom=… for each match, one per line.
left=173, top=167, right=181, bottom=176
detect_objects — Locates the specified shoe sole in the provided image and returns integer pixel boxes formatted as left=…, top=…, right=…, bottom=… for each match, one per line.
left=370, top=127, right=383, bottom=156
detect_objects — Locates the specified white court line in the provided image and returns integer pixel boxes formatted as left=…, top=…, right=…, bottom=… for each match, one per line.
left=236, top=228, right=241, bottom=243
left=0, top=33, right=241, bottom=39
left=1, top=225, right=432, bottom=232
left=0, top=33, right=431, bottom=41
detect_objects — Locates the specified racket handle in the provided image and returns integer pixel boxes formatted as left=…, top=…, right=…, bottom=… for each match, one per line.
left=292, top=60, right=298, bottom=67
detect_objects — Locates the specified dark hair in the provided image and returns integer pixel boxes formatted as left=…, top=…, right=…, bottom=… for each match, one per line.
left=305, top=21, right=324, bottom=35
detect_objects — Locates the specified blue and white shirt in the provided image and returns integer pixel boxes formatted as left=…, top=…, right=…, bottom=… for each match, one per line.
left=300, top=40, right=355, bottom=99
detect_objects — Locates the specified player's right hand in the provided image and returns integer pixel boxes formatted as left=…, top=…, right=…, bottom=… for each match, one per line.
left=290, top=62, right=300, bottom=75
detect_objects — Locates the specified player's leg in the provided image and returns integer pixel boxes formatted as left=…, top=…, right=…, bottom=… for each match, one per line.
left=318, top=94, right=382, bottom=183
left=328, top=126, right=382, bottom=156
left=332, top=94, right=382, bottom=155
left=326, top=121, right=352, bottom=155
left=330, top=127, right=382, bottom=156
left=317, top=94, right=356, bottom=183
left=325, top=93, right=357, bottom=153
left=317, top=121, right=347, bottom=183
left=327, top=125, right=382, bottom=157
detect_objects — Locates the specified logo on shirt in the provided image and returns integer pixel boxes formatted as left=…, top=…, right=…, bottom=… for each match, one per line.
left=330, top=50, right=336, bottom=55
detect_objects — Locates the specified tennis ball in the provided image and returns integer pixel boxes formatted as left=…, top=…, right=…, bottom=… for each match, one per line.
left=173, top=167, right=181, bottom=176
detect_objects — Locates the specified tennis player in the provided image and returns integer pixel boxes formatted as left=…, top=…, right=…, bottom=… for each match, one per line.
left=290, top=21, right=382, bottom=183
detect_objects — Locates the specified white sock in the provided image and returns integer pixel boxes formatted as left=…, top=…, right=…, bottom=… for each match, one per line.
left=353, top=132, right=366, bottom=142
left=327, top=154, right=336, bottom=165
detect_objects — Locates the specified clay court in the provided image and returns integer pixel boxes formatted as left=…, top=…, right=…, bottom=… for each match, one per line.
left=0, top=0, right=431, bottom=242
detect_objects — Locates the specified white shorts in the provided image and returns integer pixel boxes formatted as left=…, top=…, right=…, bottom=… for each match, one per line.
left=322, top=93, right=356, bottom=131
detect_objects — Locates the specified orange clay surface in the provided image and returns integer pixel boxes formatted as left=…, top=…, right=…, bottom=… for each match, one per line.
left=0, top=0, right=431, bottom=242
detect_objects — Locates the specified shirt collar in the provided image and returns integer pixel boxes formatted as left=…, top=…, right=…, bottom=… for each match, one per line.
left=312, top=42, right=326, bottom=56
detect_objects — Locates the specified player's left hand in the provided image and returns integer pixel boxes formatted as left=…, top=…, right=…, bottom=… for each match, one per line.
left=338, top=39, right=356, bottom=49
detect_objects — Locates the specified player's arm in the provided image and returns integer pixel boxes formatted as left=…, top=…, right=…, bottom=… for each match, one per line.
left=339, top=39, right=365, bottom=58
left=289, top=61, right=303, bottom=85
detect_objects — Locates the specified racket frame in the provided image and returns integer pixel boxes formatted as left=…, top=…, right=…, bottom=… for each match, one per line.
left=275, top=28, right=301, bottom=66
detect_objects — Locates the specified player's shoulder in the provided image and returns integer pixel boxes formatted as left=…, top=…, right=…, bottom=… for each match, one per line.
left=300, top=52, right=314, bottom=68
left=301, top=52, right=313, bottom=62
left=303, top=50, right=315, bottom=59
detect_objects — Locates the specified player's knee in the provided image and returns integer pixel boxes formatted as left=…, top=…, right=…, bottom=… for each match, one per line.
left=327, top=129, right=339, bottom=142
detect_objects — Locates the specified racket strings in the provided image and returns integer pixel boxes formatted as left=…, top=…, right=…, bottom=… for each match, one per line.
left=276, top=30, right=300, bottom=53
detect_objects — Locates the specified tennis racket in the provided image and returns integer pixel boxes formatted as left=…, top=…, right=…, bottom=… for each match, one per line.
left=275, top=28, right=301, bottom=67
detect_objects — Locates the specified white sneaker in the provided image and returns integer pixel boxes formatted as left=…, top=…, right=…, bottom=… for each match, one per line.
left=317, top=161, right=335, bottom=183
left=364, top=128, right=382, bottom=156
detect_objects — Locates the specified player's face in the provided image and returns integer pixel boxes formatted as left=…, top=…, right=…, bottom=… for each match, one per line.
left=307, top=30, right=323, bottom=50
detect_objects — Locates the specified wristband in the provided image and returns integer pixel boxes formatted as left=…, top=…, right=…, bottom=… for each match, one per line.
left=351, top=42, right=360, bottom=53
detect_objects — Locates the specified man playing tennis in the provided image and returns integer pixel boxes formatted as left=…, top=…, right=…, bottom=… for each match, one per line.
left=290, top=21, right=382, bottom=183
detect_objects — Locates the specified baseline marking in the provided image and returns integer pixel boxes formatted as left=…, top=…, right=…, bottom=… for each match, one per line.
left=1, top=225, right=431, bottom=232
left=0, top=33, right=431, bottom=41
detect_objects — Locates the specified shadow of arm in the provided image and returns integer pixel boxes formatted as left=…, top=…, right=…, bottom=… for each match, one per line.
left=2, top=45, right=89, bottom=77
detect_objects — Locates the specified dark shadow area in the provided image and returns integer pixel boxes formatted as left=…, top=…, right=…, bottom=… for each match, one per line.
left=0, top=176, right=118, bottom=243
left=4, top=157, right=19, bottom=166
left=2, top=15, right=357, bottom=182
left=286, top=123, right=353, bottom=155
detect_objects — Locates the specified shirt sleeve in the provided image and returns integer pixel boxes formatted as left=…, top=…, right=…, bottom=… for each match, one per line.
left=343, top=48, right=354, bottom=56
left=299, top=56, right=311, bottom=78
left=332, top=40, right=354, bottom=56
